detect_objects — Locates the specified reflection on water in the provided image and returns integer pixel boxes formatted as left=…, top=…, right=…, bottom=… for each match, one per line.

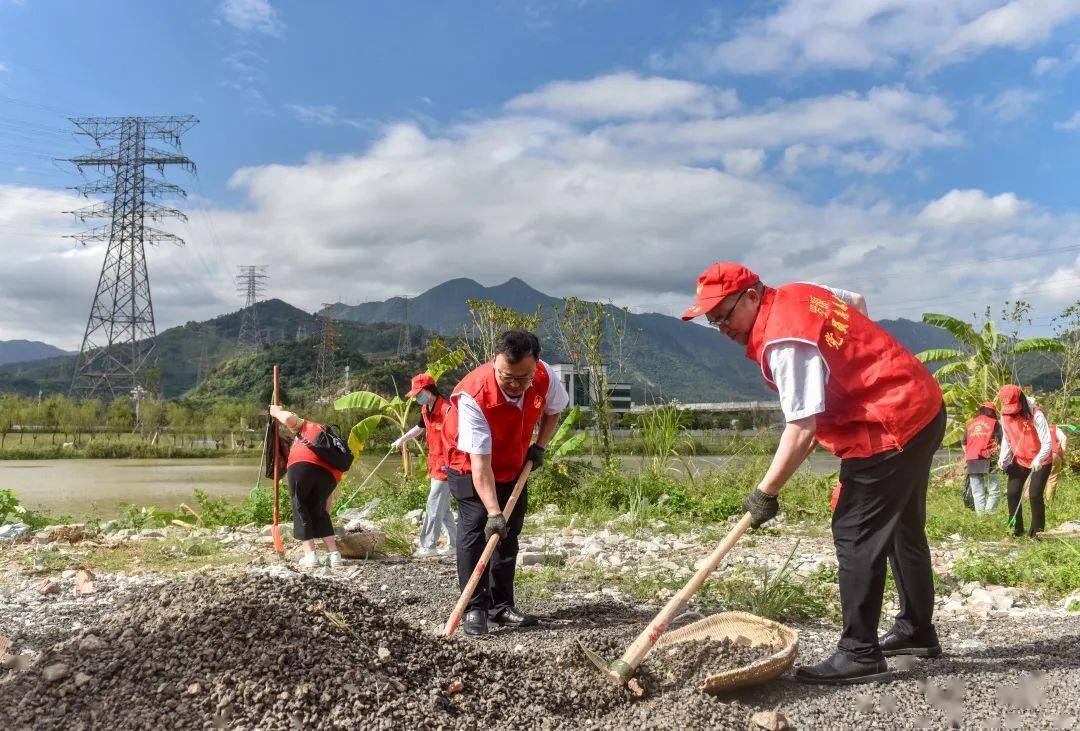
left=0, top=449, right=961, bottom=520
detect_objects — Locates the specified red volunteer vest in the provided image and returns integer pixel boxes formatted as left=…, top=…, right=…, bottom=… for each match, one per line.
left=421, top=395, right=451, bottom=480
left=1049, top=422, right=1063, bottom=460
left=286, top=420, right=344, bottom=482
left=745, top=283, right=942, bottom=459
left=964, top=414, right=999, bottom=461
left=443, top=361, right=550, bottom=483
left=1002, top=409, right=1041, bottom=469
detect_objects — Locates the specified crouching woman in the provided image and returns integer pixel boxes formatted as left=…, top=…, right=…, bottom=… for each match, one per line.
left=269, top=404, right=344, bottom=568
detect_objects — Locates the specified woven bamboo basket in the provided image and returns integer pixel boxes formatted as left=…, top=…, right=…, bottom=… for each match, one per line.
left=336, top=530, right=387, bottom=559
left=654, top=611, right=799, bottom=694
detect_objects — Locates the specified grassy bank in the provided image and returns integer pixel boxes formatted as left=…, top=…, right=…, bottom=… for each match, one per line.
left=0, top=443, right=243, bottom=460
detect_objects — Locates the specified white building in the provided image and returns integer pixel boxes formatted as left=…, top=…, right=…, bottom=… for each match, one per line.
left=549, top=363, right=632, bottom=413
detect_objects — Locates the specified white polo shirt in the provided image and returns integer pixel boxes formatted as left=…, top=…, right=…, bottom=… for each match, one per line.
left=455, top=360, right=570, bottom=455
left=766, top=284, right=859, bottom=423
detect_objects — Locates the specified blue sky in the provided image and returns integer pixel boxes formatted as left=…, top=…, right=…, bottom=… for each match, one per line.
left=1, top=0, right=1078, bottom=347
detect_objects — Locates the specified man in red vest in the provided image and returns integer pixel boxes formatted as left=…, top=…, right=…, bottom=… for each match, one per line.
left=394, top=372, right=456, bottom=557
left=442, top=329, right=570, bottom=636
left=682, top=262, right=945, bottom=685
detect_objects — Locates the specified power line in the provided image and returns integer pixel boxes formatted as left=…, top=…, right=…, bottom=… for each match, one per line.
left=235, top=265, right=268, bottom=354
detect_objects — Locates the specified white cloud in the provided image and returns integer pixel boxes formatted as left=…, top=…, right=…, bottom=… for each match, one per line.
left=918, top=188, right=1030, bottom=226
left=2, top=75, right=1075, bottom=347
left=218, top=0, right=284, bottom=36
left=1033, top=56, right=1059, bottom=74
left=978, top=87, right=1042, bottom=121
left=505, top=72, right=739, bottom=120
left=658, top=0, right=1079, bottom=76
left=721, top=148, right=765, bottom=176
left=284, top=104, right=373, bottom=130
left=934, top=0, right=1080, bottom=64
left=605, top=86, right=957, bottom=163
left=0, top=62, right=8, bottom=73
left=1055, top=111, right=1080, bottom=130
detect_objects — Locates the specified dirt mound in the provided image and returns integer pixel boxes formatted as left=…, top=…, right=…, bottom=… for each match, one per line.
left=0, top=572, right=757, bottom=730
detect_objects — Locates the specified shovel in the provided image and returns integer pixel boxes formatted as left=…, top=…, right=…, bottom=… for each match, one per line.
left=443, top=461, right=533, bottom=636
left=579, top=511, right=754, bottom=685
left=270, top=365, right=285, bottom=554
left=336, top=447, right=397, bottom=511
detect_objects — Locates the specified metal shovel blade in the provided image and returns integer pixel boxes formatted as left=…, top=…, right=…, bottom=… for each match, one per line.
left=576, top=639, right=633, bottom=686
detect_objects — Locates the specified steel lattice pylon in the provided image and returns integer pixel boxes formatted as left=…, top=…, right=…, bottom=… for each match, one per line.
left=314, top=304, right=337, bottom=398
left=66, top=116, right=198, bottom=399
left=236, top=265, right=268, bottom=354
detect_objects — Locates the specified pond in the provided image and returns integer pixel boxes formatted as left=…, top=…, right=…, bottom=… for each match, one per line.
left=0, top=450, right=961, bottom=520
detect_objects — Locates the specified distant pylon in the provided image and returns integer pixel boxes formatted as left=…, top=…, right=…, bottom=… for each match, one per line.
left=314, top=304, right=337, bottom=396
left=66, top=115, right=198, bottom=399
left=235, top=265, right=268, bottom=354
left=397, top=294, right=412, bottom=355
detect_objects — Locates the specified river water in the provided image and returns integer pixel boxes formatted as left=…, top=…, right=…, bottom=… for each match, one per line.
left=0, top=449, right=963, bottom=520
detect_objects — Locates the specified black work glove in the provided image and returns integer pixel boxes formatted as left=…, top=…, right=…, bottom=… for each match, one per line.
left=526, top=443, right=546, bottom=471
left=484, top=514, right=508, bottom=541
left=741, top=489, right=779, bottom=528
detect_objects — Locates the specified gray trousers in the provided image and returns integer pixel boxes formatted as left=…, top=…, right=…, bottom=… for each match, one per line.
left=968, top=473, right=1001, bottom=513
left=419, top=478, right=457, bottom=551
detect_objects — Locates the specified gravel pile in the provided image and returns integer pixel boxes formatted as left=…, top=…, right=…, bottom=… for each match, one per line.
left=0, top=572, right=757, bottom=730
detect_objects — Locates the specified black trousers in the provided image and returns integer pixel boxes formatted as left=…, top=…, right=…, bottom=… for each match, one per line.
left=1005, top=462, right=1051, bottom=537
left=833, top=406, right=945, bottom=661
left=448, top=472, right=527, bottom=614
left=287, top=462, right=337, bottom=541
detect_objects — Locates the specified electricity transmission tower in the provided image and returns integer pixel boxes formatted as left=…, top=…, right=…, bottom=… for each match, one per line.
left=65, top=115, right=198, bottom=399
left=235, top=265, right=268, bottom=353
left=396, top=294, right=412, bottom=355
left=314, top=304, right=337, bottom=397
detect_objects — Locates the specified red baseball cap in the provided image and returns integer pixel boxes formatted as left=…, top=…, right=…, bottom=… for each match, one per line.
left=980, top=401, right=998, bottom=412
left=681, top=262, right=761, bottom=321
left=997, top=385, right=1023, bottom=415
left=405, top=372, right=435, bottom=398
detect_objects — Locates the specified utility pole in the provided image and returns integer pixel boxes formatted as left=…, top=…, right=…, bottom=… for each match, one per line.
left=397, top=294, right=412, bottom=355
left=344, top=364, right=350, bottom=394
left=314, top=304, right=337, bottom=398
left=235, top=265, right=268, bottom=354
left=65, top=115, right=198, bottom=399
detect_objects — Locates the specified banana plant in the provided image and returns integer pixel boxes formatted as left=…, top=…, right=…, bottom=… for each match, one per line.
left=547, top=405, right=587, bottom=457
left=333, top=390, right=417, bottom=474
left=916, top=312, right=1064, bottom=444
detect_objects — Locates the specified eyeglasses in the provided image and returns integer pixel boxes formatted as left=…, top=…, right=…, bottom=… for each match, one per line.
left=496, top=369, right=534, bottom=386
left=707, top=290, right=746, bottom=329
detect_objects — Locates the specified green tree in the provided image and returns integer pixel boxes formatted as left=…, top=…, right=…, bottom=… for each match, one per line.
left=107, top=398, right=135, bottom=435
left=916, top=310, right=1064, bottom=442
left=461, top=299, right=544, bottom=367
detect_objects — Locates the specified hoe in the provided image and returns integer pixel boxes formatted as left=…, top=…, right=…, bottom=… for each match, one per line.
left=578, top=512, right=754, bottom=685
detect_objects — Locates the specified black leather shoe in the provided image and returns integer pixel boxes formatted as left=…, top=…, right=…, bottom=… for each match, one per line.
left=463, top=609, right=488, bottom=636
left=794, top=652, right=893, bottom=685
left=489, top=606, right=538, bottom=628
left=880, top=631, right=942, bottom=657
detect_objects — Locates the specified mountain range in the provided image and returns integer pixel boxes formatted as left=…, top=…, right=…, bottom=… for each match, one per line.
left=0, top=277, right=967, bottom=402
left=0, top=340, right=73, bottom=366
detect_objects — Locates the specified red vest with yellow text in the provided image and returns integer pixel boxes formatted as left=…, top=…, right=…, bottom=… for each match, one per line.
left=443, top=362, right=550, bottom=482
left=422, top=396, right=451, bottom=480
left=1002, top=408, right=1042, bottom=468
left=745, top=283, right=942, bottom=459
left=964, top=414, right=999, bottom=461
left=286, top=420, right=344, bottom=482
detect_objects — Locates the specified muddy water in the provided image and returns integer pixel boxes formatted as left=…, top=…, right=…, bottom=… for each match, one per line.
left=1, top=451, right=959, bottom=520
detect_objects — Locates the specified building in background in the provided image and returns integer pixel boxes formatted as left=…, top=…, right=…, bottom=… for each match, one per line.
left=549, top=363, right=632, bottom=413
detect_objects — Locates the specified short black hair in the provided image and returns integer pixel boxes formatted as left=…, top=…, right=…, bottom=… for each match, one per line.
left=495, top=329, right=541, bottom=363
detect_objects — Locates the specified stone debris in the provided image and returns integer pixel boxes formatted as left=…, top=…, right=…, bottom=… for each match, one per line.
left=751, top=709, right=791, bottom=730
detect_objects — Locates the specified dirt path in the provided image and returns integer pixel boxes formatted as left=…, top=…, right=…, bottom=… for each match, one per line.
left=2, top=557, right=1078, bottom=729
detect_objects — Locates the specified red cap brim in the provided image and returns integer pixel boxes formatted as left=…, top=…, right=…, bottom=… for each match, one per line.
left=681, top=296, right=723, bottom=321
left=405, top=387, right=422, bottom=398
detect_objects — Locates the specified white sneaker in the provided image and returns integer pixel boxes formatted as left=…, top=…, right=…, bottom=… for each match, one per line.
left=297, top=552, right=318, bottom=569
left=326, top=550, right=342, bottom=568
left=414, top=547, right=438, bottom=558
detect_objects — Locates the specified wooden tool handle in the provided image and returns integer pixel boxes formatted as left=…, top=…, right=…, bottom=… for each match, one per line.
left=442, top=462, right=533, bottom=636
left=616, top=512, right=753, bottom=672
left=272, top=366, right=281, bottom=527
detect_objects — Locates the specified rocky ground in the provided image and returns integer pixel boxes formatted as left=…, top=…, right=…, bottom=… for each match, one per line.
left=1, top=514, right=1079, bottom=729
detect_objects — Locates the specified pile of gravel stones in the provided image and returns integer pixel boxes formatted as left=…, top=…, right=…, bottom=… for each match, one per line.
left=0, top=572, right=760, bottom=730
